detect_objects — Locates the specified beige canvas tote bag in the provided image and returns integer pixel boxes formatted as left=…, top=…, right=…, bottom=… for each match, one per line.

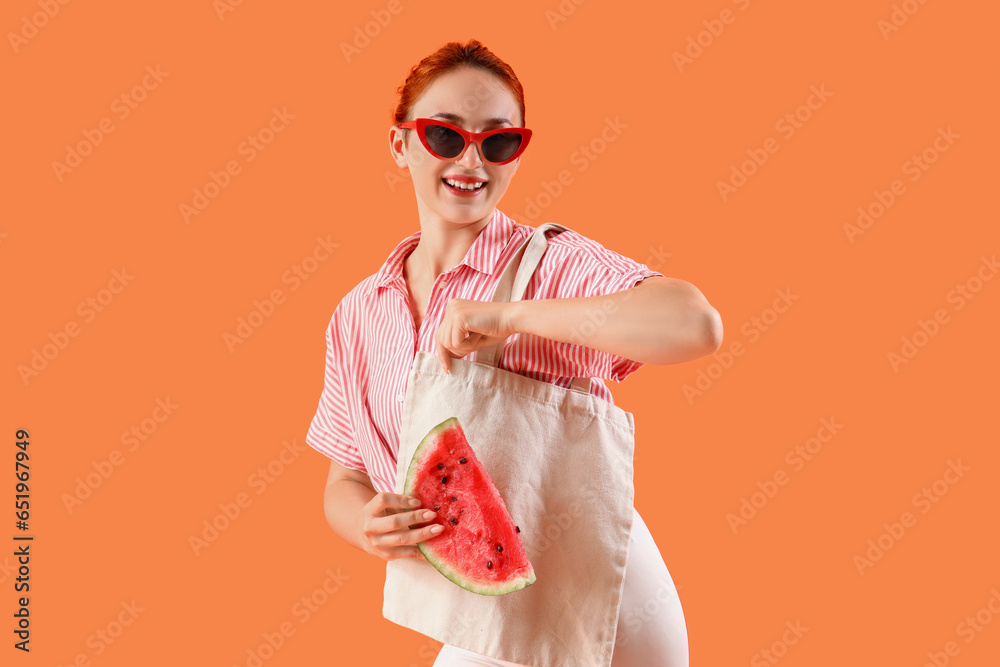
left=383, top=223, right=637, bottom=667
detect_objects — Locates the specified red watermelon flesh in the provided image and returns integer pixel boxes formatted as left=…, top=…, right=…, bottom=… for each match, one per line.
left=404, top=417, right=535, bottom=596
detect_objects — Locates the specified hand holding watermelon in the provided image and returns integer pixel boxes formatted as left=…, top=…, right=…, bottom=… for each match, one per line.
left=404, top=417, right=536, bottom=595
left=358, top=492, right=444, bottom=561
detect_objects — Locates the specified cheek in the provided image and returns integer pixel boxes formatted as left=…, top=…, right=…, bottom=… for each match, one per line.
left=405, top=141, right=436, bottom=172
left=488, top=172, right=513, bottom=193
left=412, top=168, right=442, bottom=190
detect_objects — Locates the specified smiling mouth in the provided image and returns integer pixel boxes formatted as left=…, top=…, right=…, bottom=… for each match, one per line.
left=442, top=178, right=487, bottom=193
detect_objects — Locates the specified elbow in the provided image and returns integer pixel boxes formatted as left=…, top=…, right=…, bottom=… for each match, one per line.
left=677, top=281, right=723, bottom=357
left=701, top=305, right=724, bottom=355
left=323, top=484, right=338, bottom=529
left=650, top=302, right=723, bottom=365
left=667, top=303, right=722, bottom=364
left=641, top=279, right=723, bottom=364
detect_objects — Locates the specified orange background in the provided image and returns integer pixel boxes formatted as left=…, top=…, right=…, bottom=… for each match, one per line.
left=4, top=0, right=999, bottom=665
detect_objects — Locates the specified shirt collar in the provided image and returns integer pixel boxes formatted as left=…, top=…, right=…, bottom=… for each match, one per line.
left=364, top=209, right=515, bottom=295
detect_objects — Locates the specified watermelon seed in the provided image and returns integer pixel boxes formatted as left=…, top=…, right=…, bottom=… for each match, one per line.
left=459, top=457, right=467, bottom=464
left=451, top=496, right=458, bottom=502
left=460, top=509, right=465, bottom=514
left=450, top=517, right=458, bottom=525
left=436, top=463, right=444, bottom=470
left=496, top=545, right=503, bottom=552
left=441, top=476, right=448, bottom=484
left=487, top=561, right=493, bottom=569
left=433, top=505, right=440, bottom=511
left=515, top=526, right=520, bottom=533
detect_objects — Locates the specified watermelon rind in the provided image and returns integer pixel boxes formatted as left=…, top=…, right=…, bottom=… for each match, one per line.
left=402, top=416, right=455, bottom=497
left=404, top=417, right=536, bottom=596
left=420, top=543, right=535, bottom=597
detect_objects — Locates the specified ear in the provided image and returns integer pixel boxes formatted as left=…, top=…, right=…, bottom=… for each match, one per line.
left=389, top=126, right=409, bottom=168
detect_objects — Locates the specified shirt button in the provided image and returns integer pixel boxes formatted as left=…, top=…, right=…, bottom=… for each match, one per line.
left=396, top=394, right=405, bottom=402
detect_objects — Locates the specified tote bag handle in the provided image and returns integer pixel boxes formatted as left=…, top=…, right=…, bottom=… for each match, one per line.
left=475, top=222, right=592, bottom=395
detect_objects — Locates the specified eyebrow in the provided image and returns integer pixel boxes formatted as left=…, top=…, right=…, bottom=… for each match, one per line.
left=428, top=112, right=513, bottom=127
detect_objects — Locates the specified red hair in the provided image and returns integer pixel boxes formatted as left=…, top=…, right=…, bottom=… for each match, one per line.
left=391, top=39, right=526, bottom=130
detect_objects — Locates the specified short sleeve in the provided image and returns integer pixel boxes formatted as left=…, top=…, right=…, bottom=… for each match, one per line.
left=305, top=305, right=367, bottom=473
left=541, top=231, right=665, bottom=383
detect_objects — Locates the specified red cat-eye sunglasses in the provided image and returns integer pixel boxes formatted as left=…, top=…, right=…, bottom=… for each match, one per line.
left=399, top=118, right=532, bottom=166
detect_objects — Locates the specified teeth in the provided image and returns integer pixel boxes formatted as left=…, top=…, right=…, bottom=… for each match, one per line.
left=445, top=178, right=485, bottom=191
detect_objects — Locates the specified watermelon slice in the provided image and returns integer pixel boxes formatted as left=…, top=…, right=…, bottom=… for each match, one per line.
left=404, top=417, right=536, bottom=596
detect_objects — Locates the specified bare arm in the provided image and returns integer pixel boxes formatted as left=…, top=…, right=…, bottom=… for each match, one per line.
left=323, top=459, right=444, bottom=561
left=510, top=276, right=723, bottom=366
left=436, top=276, right=723, bottom=373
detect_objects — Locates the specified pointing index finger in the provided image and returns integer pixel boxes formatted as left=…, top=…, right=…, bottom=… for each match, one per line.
left=438, top=343, right=452, bottom=374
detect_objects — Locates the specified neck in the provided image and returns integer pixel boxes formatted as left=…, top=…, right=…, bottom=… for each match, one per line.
left=407, top=208, right=495, bottom=280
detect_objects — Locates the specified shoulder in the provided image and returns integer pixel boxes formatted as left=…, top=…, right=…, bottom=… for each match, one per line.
left=509, top=221, right=607, bottom=253
left=322, top=273, right=379, bottom=335
left=320, top=225, right=418, bottom=329
left=542, top=226, right=646, bottom=275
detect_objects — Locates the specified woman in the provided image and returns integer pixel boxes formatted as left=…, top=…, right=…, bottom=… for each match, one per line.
left=307, top=39, right=722, bottom=667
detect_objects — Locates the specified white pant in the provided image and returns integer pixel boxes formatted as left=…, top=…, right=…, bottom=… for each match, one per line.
left=432, top=509, right=689, bottom=667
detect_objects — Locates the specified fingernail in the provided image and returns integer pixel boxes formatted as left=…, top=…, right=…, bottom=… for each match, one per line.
left=408, top=498, right=420, bottom=507
left=423, top=511, right=436, bottom=520
left=430, top=525, right=443, bottom=533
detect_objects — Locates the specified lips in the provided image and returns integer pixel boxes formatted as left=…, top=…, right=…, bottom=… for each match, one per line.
left=442, top=178, right=487, bottom=195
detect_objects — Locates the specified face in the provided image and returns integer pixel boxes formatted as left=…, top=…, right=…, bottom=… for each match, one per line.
left=390, top=66, right=525, bottom=227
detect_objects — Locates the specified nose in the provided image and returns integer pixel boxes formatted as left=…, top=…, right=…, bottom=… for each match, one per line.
left=455, top=139, right=485, bottom=167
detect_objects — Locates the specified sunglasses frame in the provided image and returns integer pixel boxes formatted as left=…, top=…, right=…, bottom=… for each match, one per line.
left=399, top=118, right=532, bottom=166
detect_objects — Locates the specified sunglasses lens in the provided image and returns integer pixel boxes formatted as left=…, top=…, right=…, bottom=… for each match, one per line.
left=482, top=133, right=523, bottom=163
left=419, top=122, right=525, bottom=164
left=424, top=125, right=466, bottom=159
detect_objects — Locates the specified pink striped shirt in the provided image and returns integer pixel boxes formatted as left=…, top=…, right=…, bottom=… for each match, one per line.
left=305, top=209, right=663, bottom=494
